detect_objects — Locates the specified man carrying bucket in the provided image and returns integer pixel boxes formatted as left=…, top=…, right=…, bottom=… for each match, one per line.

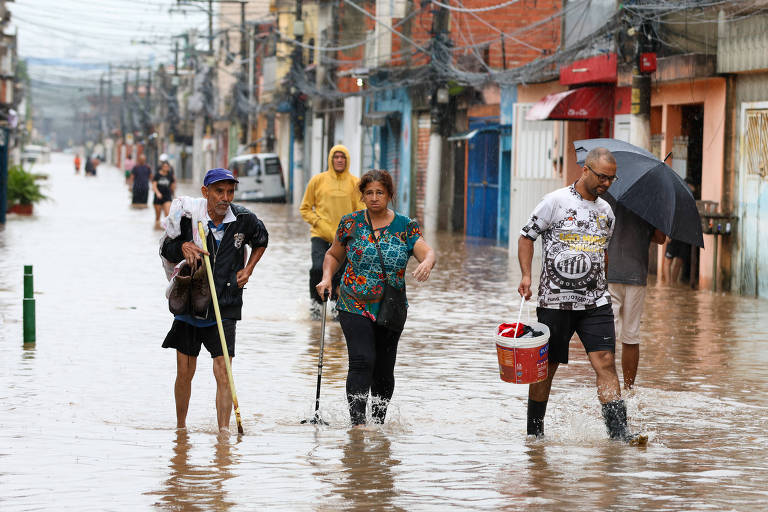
left=160, top=168, right=269, bottom=432
left=517, top=147, right=645, bottom=445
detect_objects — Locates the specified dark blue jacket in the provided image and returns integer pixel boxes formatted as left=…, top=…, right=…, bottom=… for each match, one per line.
left=161, top=204, right=268, bottom=320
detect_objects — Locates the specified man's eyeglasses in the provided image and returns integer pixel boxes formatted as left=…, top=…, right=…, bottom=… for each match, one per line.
left=586, top=164, right=618, bottom=184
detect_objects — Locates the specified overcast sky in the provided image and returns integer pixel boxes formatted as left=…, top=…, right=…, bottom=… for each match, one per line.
left=9, top=0, right=209, bottom=119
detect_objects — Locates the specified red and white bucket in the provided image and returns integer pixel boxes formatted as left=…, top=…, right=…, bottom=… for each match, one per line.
left=494, top=322, right=550, bottom=384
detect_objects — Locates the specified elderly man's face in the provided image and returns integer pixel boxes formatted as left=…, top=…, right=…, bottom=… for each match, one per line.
left=202, top=181, right=236, bottom=219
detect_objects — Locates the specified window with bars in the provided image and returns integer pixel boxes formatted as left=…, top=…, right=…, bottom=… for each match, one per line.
left=744, top=109, right=768, bottom=178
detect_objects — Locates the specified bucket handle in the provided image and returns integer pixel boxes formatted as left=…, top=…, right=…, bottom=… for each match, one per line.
left=515, top=296, right=525, bottom=336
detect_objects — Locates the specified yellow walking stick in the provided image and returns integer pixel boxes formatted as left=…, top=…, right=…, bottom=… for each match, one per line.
left=198, top=221, right=244, bottom=434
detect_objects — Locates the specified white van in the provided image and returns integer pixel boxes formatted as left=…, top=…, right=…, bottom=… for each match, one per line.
left=229, top=153, right=286, bottom=203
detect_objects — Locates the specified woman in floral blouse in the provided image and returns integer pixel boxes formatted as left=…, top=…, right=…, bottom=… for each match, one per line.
left=317, top=169, right=436, bottom=426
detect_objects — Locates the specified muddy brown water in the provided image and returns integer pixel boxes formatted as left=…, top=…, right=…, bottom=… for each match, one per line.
left=2, top=153, right=768, bottom=510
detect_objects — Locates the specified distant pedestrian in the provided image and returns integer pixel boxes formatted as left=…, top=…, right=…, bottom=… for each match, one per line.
left=316, top=169, right=436, bottom=427
left=160, top=168, right=268, bottom=432
left=152, top=160, right=176, bottom=229
left=129, top=154, right=152, bottom=209
left=606, top=203, right=666, bottom=390
left=74, top=154, right=81, bottom=174
left=300, top=145, right=365, bottom=321
left=123, top=154, right=136, bottom=184
left=84, top=155, right=99, bottom=177
left=518, top=147, right=645, bottom=444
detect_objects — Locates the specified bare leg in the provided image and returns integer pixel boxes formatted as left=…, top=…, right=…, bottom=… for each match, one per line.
left=662, top=256, right=672, bottom=283
left=670, top=257, right=683, bottom=283
left=154, top=204, right=162, bottom=229
left=621, top=343, right=639, bottom=390
left=175, top=351, right=197, bottom=429
left=587, top=350, right=621, bottom=403
left=162, top=201, right=171, bottom=217
left=213, top=356, right=233, bottom=431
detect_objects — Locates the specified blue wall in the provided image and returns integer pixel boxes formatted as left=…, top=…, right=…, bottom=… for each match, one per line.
left=497, top=85, right=517, bottom=245
left=374, top=87, right=412, bottom=217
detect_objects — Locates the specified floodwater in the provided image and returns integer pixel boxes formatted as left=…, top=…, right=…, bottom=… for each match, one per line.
left=2, top=153, right=768, bottom=511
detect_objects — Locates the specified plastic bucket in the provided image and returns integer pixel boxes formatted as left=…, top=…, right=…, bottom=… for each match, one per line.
left=495, top=322, right=550, bottom=384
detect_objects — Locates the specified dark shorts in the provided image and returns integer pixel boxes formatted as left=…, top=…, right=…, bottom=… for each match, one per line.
left=665, top=239, right=691, bottom=261
left=162, top=319, right=236, bottom=358
left=536, top=304, right=615, bottom=364
left=153, top=189, right=172, bottom=205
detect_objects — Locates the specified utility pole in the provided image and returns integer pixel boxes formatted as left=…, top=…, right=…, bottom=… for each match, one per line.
left=247, top=27, right=255, bottom=146
left=99, top=74, right=105, bottom=142
left=208, top=0, right=214, bottom=54
left=174, top=40, right=180, bottom=74
left=424, top=1, right=450, bottom=233
left=290, top=0, right=306, bottom=204
left=107, top=63, right=113, bottom=139
left=629, top=19, right=654, bottom=152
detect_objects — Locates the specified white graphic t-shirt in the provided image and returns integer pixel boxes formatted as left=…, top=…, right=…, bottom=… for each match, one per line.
left=520, top=184, right=615, bottom=310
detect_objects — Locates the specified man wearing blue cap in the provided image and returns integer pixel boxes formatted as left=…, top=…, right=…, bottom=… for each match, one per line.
left=160, top=168, right=269, bottom=432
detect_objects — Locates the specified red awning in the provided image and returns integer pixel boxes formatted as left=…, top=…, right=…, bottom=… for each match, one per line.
left=525, top=86, right=614, bottom=121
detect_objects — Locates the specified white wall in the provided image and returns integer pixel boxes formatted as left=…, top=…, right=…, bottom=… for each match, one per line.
left=343, top=97, right=363, bottom=176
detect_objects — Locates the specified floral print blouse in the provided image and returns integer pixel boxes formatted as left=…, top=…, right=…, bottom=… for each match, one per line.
left=335, top=209, right=422, bottom=321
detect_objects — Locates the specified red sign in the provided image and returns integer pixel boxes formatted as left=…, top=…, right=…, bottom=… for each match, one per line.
left=560, top=53, right=617, bottom=85
left=639, top=52, right=657, bottom=73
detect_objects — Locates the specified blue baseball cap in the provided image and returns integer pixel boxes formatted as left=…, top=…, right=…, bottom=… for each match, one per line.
left=203, top=168, right=239, bottom=186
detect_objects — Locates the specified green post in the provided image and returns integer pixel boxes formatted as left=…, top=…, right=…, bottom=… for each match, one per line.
left=23, top=265, right=35, bottom=344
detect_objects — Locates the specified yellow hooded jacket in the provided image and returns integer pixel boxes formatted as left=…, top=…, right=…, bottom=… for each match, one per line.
left=299, top=144, right=365, bottom=242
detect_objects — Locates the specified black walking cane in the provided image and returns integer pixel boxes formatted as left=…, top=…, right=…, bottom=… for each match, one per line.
left=302, top=291, right=330, bottom=425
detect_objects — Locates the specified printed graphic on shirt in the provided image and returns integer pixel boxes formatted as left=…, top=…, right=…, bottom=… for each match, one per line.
left=521, top=185, right=614, bottom=310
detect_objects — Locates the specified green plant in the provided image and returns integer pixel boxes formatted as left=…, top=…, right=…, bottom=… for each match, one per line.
left=7, top=165, right=47, bottom=206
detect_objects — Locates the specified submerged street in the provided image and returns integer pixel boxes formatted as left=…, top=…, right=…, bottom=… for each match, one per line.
left=2, top=153, right=768, bottom=510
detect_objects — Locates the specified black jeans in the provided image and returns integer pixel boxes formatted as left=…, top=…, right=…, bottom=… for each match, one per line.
left=309, top=237, right=343, bottom=303
left=338, top=310, right=402, bottom=425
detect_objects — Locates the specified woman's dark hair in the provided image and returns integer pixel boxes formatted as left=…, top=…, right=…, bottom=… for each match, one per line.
left=358, top=169, right=396, bottom=200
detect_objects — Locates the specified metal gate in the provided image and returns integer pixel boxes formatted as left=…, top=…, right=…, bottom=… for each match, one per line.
left=466, top=123, right=499, bottom=239
left=737, top=104, right=768, bottom=297
left=508, top=104, right=562, bottom=249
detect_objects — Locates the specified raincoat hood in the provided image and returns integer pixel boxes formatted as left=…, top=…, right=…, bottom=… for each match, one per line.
left=327, top=145, right=351, bottom=174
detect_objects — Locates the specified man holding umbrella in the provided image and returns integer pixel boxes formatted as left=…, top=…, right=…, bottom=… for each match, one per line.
left=518, top=147, right=644, bottom=444
left=606, top=204, right=666, bottom=391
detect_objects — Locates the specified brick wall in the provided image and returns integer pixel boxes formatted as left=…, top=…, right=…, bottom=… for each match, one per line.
left=413, top=112, right=431, bottom=225
left=334, top=0, right=562, bottom=91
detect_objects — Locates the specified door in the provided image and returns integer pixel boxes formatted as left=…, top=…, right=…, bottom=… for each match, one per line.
left=233, top=156, right=263, bottom=200
left=738, top=105, right=768, bottom=297
left=509, top=104, right=562, bottom=251
left=466, top=123, right=499, bottom=238
left=260, top=155, right=286, bottom=201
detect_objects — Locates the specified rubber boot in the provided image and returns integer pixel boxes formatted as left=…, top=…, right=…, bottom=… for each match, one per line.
left=527, top=399, right=547, bottom=437
left=190, top=264, right=211, bottom=317
left=601, top=400, right=648, bottom=446
left=168, top=265, right=192, bottom=315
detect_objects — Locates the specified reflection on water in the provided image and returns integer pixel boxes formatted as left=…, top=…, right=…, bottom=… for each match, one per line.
left=3, top=154, right=768, bottom=510
left=149, top=431, right=237, bottom=511
left=335, top=429, right=400, bottom=511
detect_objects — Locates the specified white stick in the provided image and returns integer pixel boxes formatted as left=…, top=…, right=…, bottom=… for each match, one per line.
left=515, top=296, right=525, bottom=337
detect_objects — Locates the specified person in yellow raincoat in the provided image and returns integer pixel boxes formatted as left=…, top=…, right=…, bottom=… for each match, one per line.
left=300, top=144, right=365, bottom=320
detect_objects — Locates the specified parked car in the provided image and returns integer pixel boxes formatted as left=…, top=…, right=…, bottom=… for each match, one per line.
left=228, top=152, right=286, bottom=203
left=21, top=145, right=49, bottom=166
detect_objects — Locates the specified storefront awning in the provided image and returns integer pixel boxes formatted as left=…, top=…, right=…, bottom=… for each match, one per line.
left=447, top=124, right=506, bottom=141
left=362, top=110, right=400, bottom=127
left=525, top=86, right=614, bottom=121
left=446, top=128, right=480, bottom=141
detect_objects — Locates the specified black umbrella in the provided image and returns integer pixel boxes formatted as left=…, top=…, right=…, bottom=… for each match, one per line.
left=574, top=138, right=704, bottom=248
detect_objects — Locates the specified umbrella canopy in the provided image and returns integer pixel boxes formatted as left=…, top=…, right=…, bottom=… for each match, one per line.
left=574, top=138, right=704, bottom=248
